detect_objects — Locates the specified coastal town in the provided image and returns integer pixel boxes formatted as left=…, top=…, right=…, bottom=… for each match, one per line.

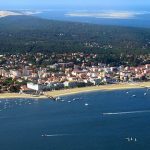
left=0, top=52, right=150, bottom=95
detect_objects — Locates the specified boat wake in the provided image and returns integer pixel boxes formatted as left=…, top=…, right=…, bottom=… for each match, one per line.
left=41, top=134, right=71, bottom=137
left=102, top=110, right=150, bottom=115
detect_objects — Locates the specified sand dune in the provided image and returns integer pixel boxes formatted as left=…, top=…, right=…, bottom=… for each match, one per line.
left=0, top=11, right=22, bottom=17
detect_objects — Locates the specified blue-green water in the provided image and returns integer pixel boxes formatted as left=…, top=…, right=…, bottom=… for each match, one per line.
left=0, top=89, right=150, bottom=150
left=34, top=9, right=150, bottom=28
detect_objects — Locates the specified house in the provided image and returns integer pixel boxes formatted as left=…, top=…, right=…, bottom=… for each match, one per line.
left=46, top=82, right=64, bottom=90
left=10, top=70, right=21, bottom=78
left=89, top=78, right=101, bottom=85
left=63, top=81, right=78, bottom=88
left=145, top=64, right=150, bottom=69
left=102, top=77, right=117, bottom=84
left=20, top=85, right=35, bottom=94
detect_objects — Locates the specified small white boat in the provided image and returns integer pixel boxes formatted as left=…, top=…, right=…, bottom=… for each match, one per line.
left=132, top=95, right=136, bottom=97
left=41, top=134, right=47, bottom=137
left=56, top=97, right=61, bottom=101
left=144, top=93, right=147, bottom=96
left=125, top=137, right=137, bottom=142
left=85, top=103, right=89, bottom=106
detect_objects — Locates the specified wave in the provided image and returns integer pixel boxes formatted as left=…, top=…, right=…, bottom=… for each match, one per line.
left=102, top=110, right=150, bottom=115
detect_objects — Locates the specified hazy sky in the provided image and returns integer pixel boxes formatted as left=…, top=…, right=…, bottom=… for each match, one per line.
left=0, top=0, right=149, bottom=10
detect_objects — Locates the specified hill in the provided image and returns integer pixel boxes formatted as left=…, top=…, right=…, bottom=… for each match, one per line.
left=0, top=15, right=150, bottom=54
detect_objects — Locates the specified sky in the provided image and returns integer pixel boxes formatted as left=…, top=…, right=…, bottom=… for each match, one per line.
left=0, top=0, right=150, bottom=10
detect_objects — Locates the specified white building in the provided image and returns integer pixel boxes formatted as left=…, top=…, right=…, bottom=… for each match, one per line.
left=63, top=81, right=78, bottom=88
left=27, top=83, right=45, bottom=91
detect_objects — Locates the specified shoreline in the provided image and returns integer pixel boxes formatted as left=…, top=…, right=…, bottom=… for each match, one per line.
left=45, top=82, right=150, bottom=98
left=0, top=93, right=47, bottom=99
left=0, top=82, right=149, bottom=99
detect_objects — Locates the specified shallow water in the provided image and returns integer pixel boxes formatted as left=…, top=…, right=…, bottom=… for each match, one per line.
left=0, top=88, right=150, bottom=150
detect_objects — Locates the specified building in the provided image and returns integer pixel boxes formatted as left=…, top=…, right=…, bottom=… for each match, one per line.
left=27, top=82, right=45, bottom=91
left=10, top=70, right=21, bottom=78
left=63, top=81, right=78, bottom=88
left=89, top=78, right=101, bottom=85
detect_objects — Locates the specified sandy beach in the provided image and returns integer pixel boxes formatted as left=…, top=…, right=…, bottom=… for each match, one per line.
left=0, top=93, right=46, bottom=99
left=45, top=82, right=150, bottom=98
left=0, top=82, right=149, bottom=99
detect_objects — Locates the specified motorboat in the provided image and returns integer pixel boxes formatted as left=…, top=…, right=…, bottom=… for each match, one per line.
left=85, top=103, right=89, bottom=106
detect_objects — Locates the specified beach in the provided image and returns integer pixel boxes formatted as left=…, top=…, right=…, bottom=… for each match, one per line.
left=0, top=93, right=46, bottom=99
left=0, top=82, right=149, bottom=99
left=45, top=82, right=150, bottom=98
